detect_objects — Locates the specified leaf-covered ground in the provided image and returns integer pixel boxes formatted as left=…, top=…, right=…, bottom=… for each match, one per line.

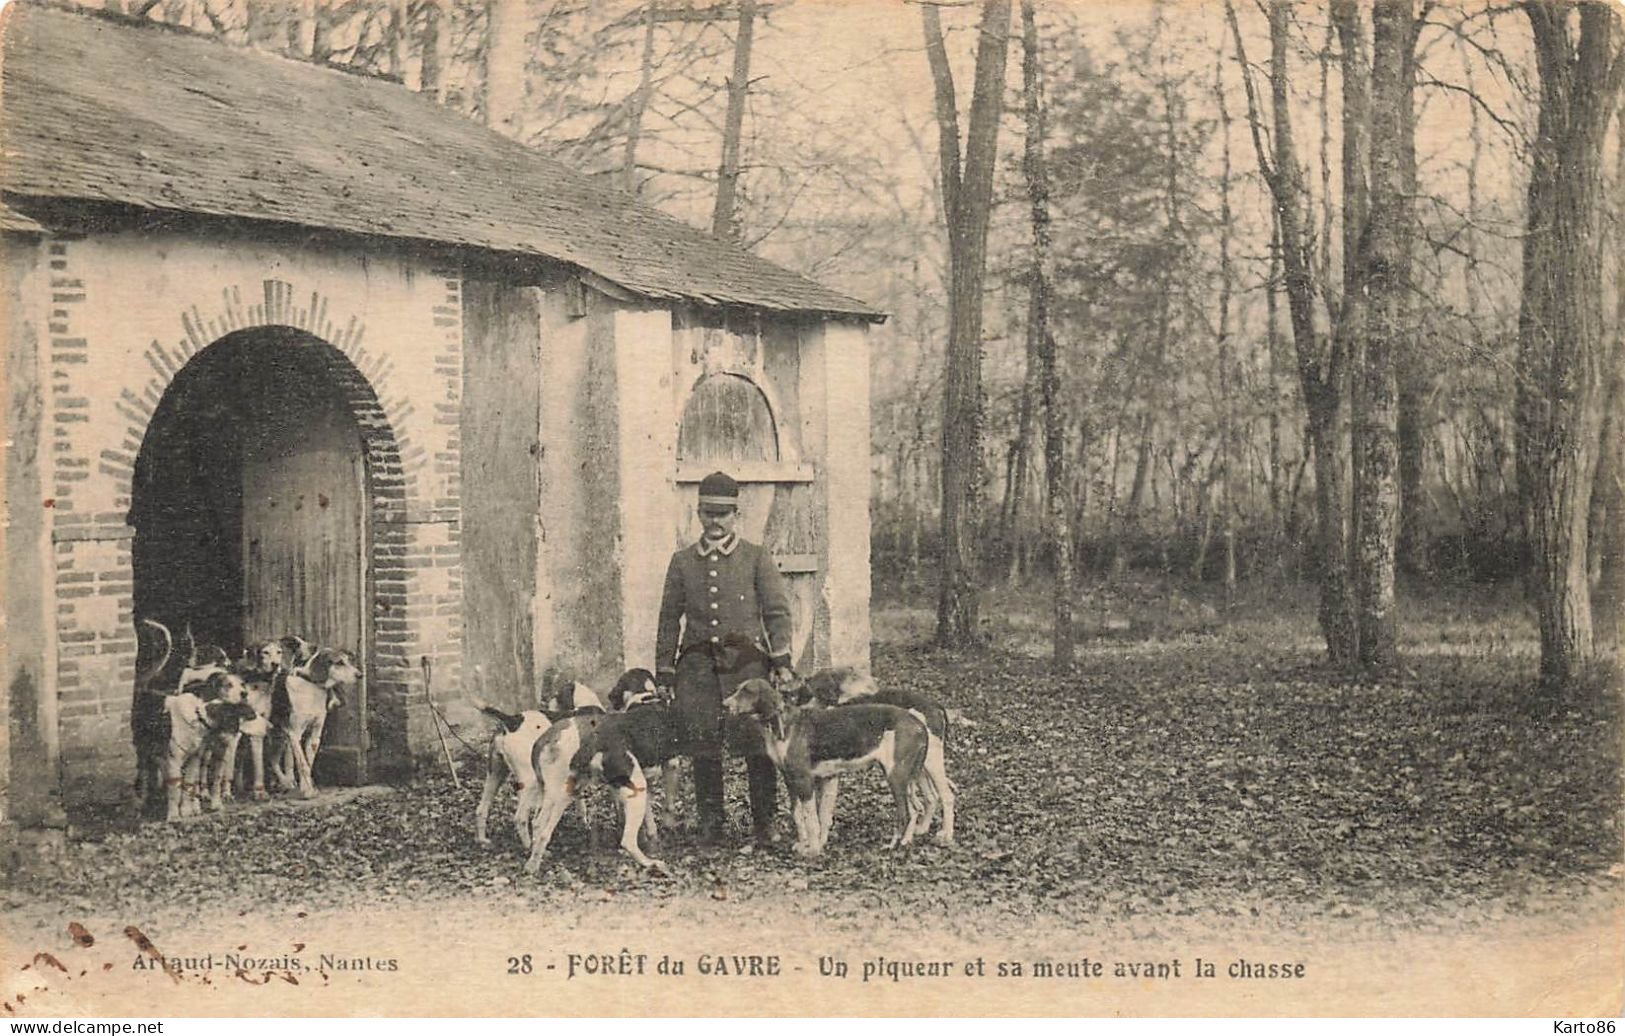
left=7, top=583, right=1622, bottom=936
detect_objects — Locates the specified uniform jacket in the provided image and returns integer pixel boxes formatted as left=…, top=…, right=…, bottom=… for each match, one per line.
left=655, top=534, right=793, bottom=673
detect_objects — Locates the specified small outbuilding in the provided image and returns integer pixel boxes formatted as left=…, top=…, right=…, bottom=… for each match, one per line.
left=0, top=3, right=879, bottom=830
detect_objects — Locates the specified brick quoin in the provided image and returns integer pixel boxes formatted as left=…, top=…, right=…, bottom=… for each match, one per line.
left=45, top=256, right=465, bottom=802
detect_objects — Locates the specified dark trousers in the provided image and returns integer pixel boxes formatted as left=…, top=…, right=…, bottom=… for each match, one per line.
left=674, top=647, right=777, bottom=832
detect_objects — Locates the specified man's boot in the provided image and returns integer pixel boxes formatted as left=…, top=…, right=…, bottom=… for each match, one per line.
left=693, top=755, right=726, bottom=846
left=746, top=754, right=780, bottom=845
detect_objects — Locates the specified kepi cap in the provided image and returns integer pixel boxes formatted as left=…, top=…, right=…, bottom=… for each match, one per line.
left=698, top=470, right=739, bottom=510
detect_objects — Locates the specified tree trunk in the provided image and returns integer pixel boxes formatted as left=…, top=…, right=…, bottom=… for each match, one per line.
left=1589, top=128, right=1625, bottom=634
left=1267, top=213, right=1285, bottom=550
left=623, top=6, right=658, bottom=194
left=1215, top=40, right=1238, bottom=603
left=1353, top=0, right=1411, bottom=672
left=1006, top=316, right=1038, bottom=582
left=1396, top=14, right=1428, bottom=577
left=484, top=0, right=526, bottom=135
left=419, top=0, right=445, bottom=100
left=1231, top=0, right=1357, bottom=663
left=1020, top=0, right=1071, bottom=665
left=1516, top=1, right=1623, bottom=688
left=1333, top=0, right=1368, bottom=632
left=711, top=0, right=757, bottom=239
left=925, top=0, right=1012, bottom=646
left=389, top=0, right=408, bottom=79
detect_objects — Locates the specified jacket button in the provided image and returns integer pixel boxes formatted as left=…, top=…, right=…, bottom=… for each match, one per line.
left=710, top=619, right=719, bottom=626
left=710, top=602, right=719, bottom=609
left=708, top=570, right=717, bottom=577
left=709, top=586, right=718, bottom=593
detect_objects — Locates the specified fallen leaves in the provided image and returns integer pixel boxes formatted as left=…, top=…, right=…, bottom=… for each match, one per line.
left=15, top=597, right=1619, bottom=934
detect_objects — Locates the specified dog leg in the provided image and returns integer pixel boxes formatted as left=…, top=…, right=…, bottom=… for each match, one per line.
left=180, top=752, right=203, bottom=818
left=790, top=796, right=819, bottom=856
left=884, top=763, right=917, bottom=849
left=216, top=735, right=240, bottom=807
left=815, top=777, right=839, bottom=853
left=300, top=715, right=327, bottom=797
left=246, top=734, right=268, bottom=801
left=577, top=794, right=597, bottom=848
left=204, top=744, right=224, bottom=812
left=640, top=767, right=660, bottom=849
left=512, top=778, right=539, bottom=849
left=522, top=785, right=573, bottom=877
left=614, top=767, right=669, bottom=875
left=658, top=763, right=682, bottom=836
left=475, top=743, right=507, bottom=847
left=164, top=747, right=185, bottom=822
left=268, top=730, right=294, bottom=791
left=925, top=738, right=955, bottom=844
left=288, top=728, right=318, bottom=799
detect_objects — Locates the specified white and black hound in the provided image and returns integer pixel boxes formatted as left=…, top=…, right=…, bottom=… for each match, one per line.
left=796, top=668, right=957, bottom=844
left=271, top=647, right=361, bottom=798
left=163, top=671, right=257, bottom=820
left=472, top=698, right=553, bottom=848
left=602, top=667, right=685, bottom=844
left=131, top=619, right=231, bottom=815
left=521, top=704, right=671, bottom=877
left=723, top=678, right=928, bottom=857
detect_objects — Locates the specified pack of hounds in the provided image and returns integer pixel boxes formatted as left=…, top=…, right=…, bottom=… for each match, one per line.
left=474, top=632, right=960, bottom=877
left=130, top=621, right=959, bottom=876
left=130, top=618, right=363, bottom=821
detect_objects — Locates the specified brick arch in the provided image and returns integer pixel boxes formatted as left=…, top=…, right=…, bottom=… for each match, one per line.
left=124, top=314, right=419, bottom=783
left=102, top=279, right=426, bottom=515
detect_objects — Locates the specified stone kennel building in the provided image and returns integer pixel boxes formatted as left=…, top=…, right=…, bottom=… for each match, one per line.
left=0, top=3, right=879, bottom=829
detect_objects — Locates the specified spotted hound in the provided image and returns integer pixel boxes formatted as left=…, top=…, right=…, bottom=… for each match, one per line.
left=603, top=667, right=685, bottom=844
left=722, top=678, right=928, bottom=857
left=795, top=668, right=957, bottom=844
left=131, top=619, right=231, bottom=815
left=163, top=671, right=256, bottom=820
left=271, top=647, right=361, bottom=798
left=472, top=698, right=553, bottom=848
left=521, top=705, right=671, bottom=877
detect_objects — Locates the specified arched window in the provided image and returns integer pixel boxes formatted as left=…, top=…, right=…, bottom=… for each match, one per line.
left=677, top=372, right=780, bottom=465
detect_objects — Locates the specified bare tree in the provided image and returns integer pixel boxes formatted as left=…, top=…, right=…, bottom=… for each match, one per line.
left=923, top=0, right=1012, bottom=645
left=1229, top=0, right=1357, bottom=664
left=1516, top=0, right=1625, bottom=687
left=484, top=0, right=525, bottom=133
left=1353, top=0, right=1413, bottom=671
left=711, top=0, right=757, bottom=238
left=1019, top=0, right=1070, bottom=665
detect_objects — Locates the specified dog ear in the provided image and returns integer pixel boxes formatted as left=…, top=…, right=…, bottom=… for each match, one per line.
left=305, top=650, right=333, bottom=685
left=198, top=671, right=230, bottom=702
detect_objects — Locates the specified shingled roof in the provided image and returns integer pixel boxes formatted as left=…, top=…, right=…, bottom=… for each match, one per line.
left=0, top=3, right=881, bottom=320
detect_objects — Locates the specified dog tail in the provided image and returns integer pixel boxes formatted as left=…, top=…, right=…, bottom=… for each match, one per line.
left=944, top=707, right=978, bottom=730
left=136, top=618, right=173, bottom=687
left=475, top=701, right=527, bottom=733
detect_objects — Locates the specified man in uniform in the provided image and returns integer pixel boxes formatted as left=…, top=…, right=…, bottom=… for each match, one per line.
left=655, top=471, right=794, bottom=845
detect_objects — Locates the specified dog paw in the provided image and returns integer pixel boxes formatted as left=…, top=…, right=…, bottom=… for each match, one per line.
left=252, top=790, right=269, bottom=802
left=646, top=859, right=672, bottom=878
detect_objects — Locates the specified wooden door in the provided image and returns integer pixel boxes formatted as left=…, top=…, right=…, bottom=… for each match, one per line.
left=241, top=393, right=369, bottom=785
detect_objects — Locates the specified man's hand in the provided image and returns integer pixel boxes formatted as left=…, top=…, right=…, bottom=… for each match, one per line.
left=770, top=666, right=795, bottom=688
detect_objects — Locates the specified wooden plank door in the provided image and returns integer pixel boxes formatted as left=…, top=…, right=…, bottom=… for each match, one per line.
left=241, top=394, right=369, bottom=785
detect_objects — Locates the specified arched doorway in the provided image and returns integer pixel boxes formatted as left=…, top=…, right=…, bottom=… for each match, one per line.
left=130, top=327, right=384, bottom=785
